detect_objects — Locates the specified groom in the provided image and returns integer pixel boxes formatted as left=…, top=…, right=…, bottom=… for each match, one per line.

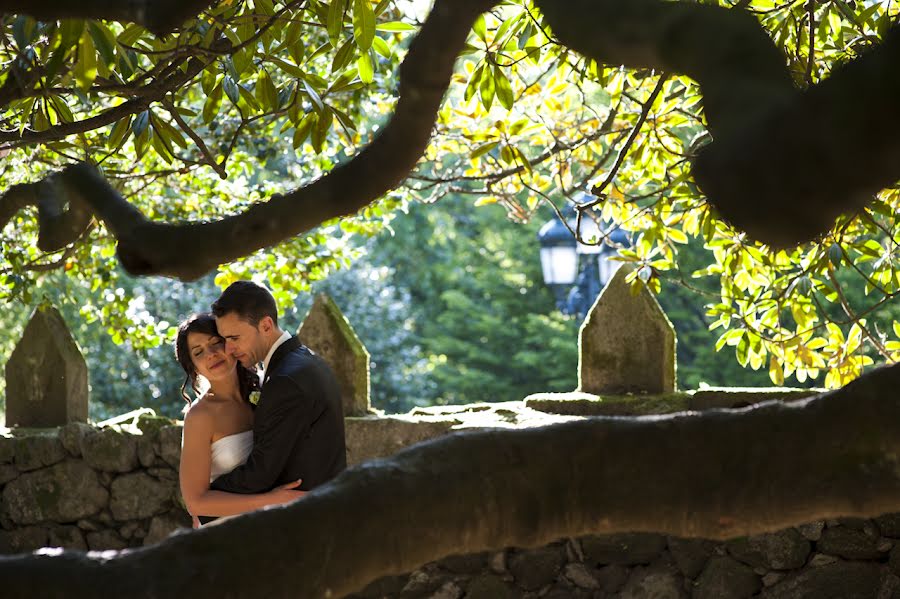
left=205, top=280, right=346, bottom=521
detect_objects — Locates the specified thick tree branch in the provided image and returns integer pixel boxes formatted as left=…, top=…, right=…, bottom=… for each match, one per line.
left=0, top=0, right=217, bottom=36
left=2, top=363, right=899, bottom=598
left=692, top=26, right=900, bottom=247
left=0, top=0, right=498, bottom=281
left=2, top=0, right=900, bottom=275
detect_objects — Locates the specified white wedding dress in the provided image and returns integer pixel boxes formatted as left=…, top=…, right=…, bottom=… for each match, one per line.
left=209, top=430, right=253, bottom=482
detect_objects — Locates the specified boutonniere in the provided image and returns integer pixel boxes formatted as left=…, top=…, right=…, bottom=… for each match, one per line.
left=249, top=391, right=261, bottom=406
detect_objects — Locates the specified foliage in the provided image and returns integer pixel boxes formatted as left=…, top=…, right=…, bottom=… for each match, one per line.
left=366, top=194, right=579, bottom=405
left=0, top=0, right=413, bottom=349
left=0, top=0, right=898, bottom=395
left=410, top=0, right=900, bottom=388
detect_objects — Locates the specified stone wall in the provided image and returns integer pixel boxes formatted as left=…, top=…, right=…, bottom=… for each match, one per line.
left=349, top=521, right=900, bottom=599
left=0, top=418, right=190, bottom=552
left=4, top=402, right=900, bottom=598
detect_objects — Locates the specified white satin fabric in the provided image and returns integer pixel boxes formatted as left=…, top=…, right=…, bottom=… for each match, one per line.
left=209, top=430, right=253, bottom=482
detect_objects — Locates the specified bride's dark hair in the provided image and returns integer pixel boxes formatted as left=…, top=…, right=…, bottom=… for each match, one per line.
left=174, top=313, right=259, bottom=408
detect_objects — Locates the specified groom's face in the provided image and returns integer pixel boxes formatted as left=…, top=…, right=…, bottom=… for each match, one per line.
left=215, top=312, right=269, bottom=368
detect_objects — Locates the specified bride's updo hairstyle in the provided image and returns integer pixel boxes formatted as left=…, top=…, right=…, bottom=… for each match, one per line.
left=174, top=313, right=260, bottom=408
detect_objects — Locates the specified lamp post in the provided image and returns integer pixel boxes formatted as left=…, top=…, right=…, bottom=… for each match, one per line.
left=537, top=202, right=629, bottom=320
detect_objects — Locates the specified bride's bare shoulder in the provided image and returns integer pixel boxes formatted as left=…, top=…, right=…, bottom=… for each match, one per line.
left=182, top=396, right=215, bottom=429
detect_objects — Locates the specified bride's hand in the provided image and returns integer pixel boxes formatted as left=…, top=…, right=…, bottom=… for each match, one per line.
left=266, top=479, right=307, bottom=504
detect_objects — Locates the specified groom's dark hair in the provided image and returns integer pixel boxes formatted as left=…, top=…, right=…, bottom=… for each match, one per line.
left=211, top=281, right=278, bottom=326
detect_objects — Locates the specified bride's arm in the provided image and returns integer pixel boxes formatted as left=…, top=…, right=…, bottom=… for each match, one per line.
left=179, top=406, right=304, bottom=517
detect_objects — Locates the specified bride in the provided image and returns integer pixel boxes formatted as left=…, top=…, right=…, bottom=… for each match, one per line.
left=174, top=313, right=303, bottom=525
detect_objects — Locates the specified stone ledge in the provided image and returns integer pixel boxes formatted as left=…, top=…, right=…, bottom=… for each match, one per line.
left=524, top=387, right=825, bottom=417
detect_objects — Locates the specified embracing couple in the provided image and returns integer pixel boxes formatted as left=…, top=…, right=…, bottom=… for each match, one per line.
left=174, top=281, right=346, bottom=526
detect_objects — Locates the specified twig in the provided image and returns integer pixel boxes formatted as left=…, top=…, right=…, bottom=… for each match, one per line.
left=584, top=74, right=667, bottom=207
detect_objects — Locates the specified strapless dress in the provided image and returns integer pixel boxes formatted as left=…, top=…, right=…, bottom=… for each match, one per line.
left=209, top=430, right=253, bottom=482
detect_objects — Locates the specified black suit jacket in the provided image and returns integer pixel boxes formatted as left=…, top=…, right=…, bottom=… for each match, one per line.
left=202, top=336, right=346, bottom=522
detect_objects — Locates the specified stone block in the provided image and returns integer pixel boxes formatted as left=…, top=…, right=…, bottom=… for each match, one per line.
left=0, top=463, right=18, bottom=485
left=759, top=561, right=889, bottom=599
left=14, top=434, right=66, bottom=472
left=508, top=545, right=565, bottom=590
left=693, top=556, right=761, bottom=599
left=595, top=564, right=630, bottom=593
left=158, top=425, right=183, bottom=469
left=726, top=529, right=810, bottom=570
left=796, top=521, right=824, bottom=541
left=344, top=416, right=457, bottom=467
left=667, top=536, right=717, bottom=579
left=619, top=561, right=686, bottom=599
left=298, top=293, right=371, bottom=416
left=109, top=472, right=173, bottom=521
left=465, top=573, right=517, bottom=599
left=578, top=266, right=676, bottom=394
left=877, top=513, right=900, bottom=538
left=81, top=429, right=138, bottom=473
left=0, top=525, right=48, bottom=553
left=582, top=532, right=667, bottom=566
left=5, top=305, right=88, bottom=427
left=47, top=525, right=87, bottom=551
left=817, top=525, right=887, bottom=560
left=2, top=461, right=108, bottom=525
left=438, top=551, right=488, bottom=575
left=59, top=422, right=94, bottom=457
left=86, top=530, right=127, bottom=551
left=563, top=563, right=601, bottom=589
left=143, top=509, right=191, bottom=546
left=0, top=436, right=15, bottom=463
left=137, top=430, right=160, bottom=468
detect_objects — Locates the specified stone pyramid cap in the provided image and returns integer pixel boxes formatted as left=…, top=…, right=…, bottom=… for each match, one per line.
left=578, top=266, right=676, bottom=394
left=5, top=304, right=88, bottom=427
left=298, top=293, right=371, bottom=416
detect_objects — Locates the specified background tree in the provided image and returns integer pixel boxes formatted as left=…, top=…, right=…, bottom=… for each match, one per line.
left=0, top=0, right=897, bottom=393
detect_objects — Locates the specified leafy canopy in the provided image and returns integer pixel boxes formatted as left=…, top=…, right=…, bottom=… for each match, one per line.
left=0, top=0, right=898, bottom=388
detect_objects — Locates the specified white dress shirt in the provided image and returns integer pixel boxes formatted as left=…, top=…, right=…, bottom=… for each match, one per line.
left=261, top=331, right=292, bottom=381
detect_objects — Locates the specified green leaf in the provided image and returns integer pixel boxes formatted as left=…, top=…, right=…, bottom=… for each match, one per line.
left=132, top=110, right=149, bottom=137
left=48, top=95, right=74, bottom=123
left=107, top=115, right=132, bottom=149
left=353, top=0, right=375, bottom=51
left=493, top=66, right=513, bottom=110
left=256, top=69, right=279, bottom=111
left=472, top=15, right=487, bottom=42
left=75, top=29, right=98, bottom=91
left=238, top=85, right=260, bottom=112
left=332, top=105, right=357, bottom=134
left=302, top=80, right=325, bottom=112
left=371, top=36, right=391, bottom=58
left=331, top=38, right=355, bottom=73
left=293, top=113, right=316, bottom=149
left=202, top=79, right=224, bottom=123
left=232, top=47, right=254, bottom=77
left=311, top=106, right=332, bottom=153
left=327, top=0, right=345, bottom=43
left=270, top=56, right=306, bottom=79
left=87, top=22, right=115, bottom=67
left=465, top=63, right=484, bottom=102
left=357, top=50, right=374, bottom=83
left=375, top=22, right=416, bottom=32
left=479, top=64, right=495, bottom=110
left=223, top=75, right=240, bottom=106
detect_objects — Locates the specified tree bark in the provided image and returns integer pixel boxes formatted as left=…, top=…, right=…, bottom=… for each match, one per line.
left=2, top=363, right=899, bottom=598
left=1, top=0, right=898, bottom=276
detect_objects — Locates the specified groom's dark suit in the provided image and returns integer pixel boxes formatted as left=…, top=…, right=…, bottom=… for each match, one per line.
left=203, top=336, right=346, bottom=522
